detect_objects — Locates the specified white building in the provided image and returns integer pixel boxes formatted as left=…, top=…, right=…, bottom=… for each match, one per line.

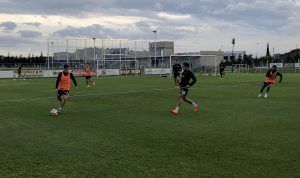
left=224, top=51, right=246, bottom=61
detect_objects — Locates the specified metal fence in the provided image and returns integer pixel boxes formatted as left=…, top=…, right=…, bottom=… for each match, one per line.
left=46, top=38, right=151, bottom=69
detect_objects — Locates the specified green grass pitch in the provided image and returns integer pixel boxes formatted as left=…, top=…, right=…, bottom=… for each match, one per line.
left=0, top=73, right=299, bottom=177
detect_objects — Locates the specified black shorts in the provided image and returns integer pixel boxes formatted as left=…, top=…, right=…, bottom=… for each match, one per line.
left=86, top=76, right=92, bottom=80
left=179, top=87, right=189, bottom=96
left=57, top=90, right=70, bottom=98
left=173, top=72, right=180, bottom=78
left=264, top=82, right=274, bottom=87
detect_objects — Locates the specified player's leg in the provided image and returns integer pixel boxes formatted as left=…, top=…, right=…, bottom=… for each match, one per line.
left=174, top=75, right=178, bottom=86
left=222, top=70, right=225, bottom=78
left=171, top=95, right=183, bottom=114
left=60, top=94, right=69, bottom=107
left=89, top=77, right=96, bottom=87
left=57, top=90, right=63, bottom=102
left=265, top=83, right=273, bottom=98
left=171, top=89, right=184, bottom=114
left=86, top=76, right=90, bottom=88
left=258, top=82, right=268, bottom=97
left=176, top=76, right=180, bottom=85
left=58, top=91, right=69, bottom=113
left=183, top=95, right=199, bottom=112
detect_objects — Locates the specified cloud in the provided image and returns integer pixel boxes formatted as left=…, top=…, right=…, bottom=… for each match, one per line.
left=23, top=22, right=41, bottom=28
left=0, top=0, right=300, bottom=55
left=158, top=12, right=191, bottom=20
left=52, top=25, right=112, bottom=38
left=1, top=0, right=299, bottom=34
left=18, top=30, right=43, bottom=38
left=51, top=21, right=201, bottom=41
left=0, top=21, right=17, bottom=32
left=0, top=35, right=38, bottom=47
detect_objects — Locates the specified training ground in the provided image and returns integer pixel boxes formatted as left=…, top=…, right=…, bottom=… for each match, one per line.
left=0, top=73, right=299, bottom=177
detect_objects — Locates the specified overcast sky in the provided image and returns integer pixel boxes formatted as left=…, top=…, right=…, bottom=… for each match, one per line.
left=0, top=0, right=300, bottom=56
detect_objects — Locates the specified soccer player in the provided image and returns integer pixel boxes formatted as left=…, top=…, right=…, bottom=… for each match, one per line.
left=171, top=62, right=199, bottom=115
left=84, top=64, right=96, bottom=88
left=258, top=65, right=283, bottom=98
left=172, top=63, right=182, bottom=87
left=55, top=64, right=78, bottom=114
left=219, top=61, right=226, bottom=79
left=17, top=65, right=22, bottom=78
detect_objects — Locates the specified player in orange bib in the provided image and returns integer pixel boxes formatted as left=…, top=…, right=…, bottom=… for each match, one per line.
left=84, top=64, right=96, bottom=88
left=258, top=65, right=282, bottom=98
left=55, top=64, right=78, bottom=113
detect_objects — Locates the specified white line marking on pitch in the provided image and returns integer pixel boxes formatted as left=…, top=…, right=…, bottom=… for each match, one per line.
left=0, top=83, right=254, bottom=103
left=0, top=88, right=174, bottom=103
left=0, top=83, right=29, bottom=86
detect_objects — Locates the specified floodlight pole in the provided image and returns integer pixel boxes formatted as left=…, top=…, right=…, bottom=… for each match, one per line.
left=51, top=41, right=54, bottom=69
left=153, top=30, right=157, bottom=66
left=93, top=37, right=96, bottom=68
left=215, top=55, right=217, bottom=76
left=47, top=38, right=50, bottom=71
left=84, top=39, right=87, bottom=63
left=232, top=38, right=235, bottom=63
left=135, top=41, right=137, bottom=75
left=256, top=42, right=260, bottom=59
left=66, top=39, right=69, bottom=65
left=119, top=40, right=122, bottom=71
left=169, top=55, right=172, bottom=78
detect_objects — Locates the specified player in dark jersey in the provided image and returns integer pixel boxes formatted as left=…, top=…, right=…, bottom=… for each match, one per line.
left=172, top=63, right=182, bottom=87
left=17, top=66, right=22, bottom=78
left=55, top=64, right=78, bottom=113
left=171, top=63, right=199, bottom=114
left=219, top=61, right=226, bottom=79
left=258, top=65, right=283, bottom=98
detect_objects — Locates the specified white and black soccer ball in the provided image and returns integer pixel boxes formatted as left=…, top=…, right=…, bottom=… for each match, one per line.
left=50, top=109, right=58, bottom=116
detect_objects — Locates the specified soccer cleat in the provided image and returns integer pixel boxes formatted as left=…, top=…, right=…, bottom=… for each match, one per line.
left=87, top=85, right=90, bottom=88
left=194, top=105, right=199, bottom=112
left=170, top=109, right=178, bottom=115
left=258, top=93, right=263, bottom=98
left=57, top=108, right=63, bottom=114
left=264, top=93, right=268, bottom=98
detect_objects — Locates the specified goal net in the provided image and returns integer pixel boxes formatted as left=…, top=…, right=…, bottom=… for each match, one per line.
left=169, top=55, right=219, bottom=76
left=96, top=59, right=140, bottom=76
left=231, top=64, right=249, bottom=73
left=46, top=38, right=150, bottom=70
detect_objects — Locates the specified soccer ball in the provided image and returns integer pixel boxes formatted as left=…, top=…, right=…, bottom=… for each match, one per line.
left=50, top=109, right=58, bottom=116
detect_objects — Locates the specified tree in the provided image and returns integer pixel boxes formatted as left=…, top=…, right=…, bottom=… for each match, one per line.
left=294, top=52, right=300, bottom=63
left=286, top=54, right=292, bottom=63
left=266, top=43, right=271, bottom=57
left=244, top=54, right=254, bottom=67
left=237, top=54, right=243, bottom=64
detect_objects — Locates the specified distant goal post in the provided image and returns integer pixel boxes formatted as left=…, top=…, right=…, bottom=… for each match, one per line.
left=96, top=59, right=140, bottom=77
left=169, top=54, right=219, bottom=77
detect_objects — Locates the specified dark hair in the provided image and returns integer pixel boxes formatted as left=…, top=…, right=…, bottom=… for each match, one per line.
left=272, top=65, right=277, bottom=69
left=183, top=62, right=190, bottom=68
left=64, top=64, right=69, bottom=69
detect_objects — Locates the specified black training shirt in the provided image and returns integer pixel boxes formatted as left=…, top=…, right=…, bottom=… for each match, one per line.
left=180, top=70, right=197, bottom=87
left=173, top=64, right=182, bottom=74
